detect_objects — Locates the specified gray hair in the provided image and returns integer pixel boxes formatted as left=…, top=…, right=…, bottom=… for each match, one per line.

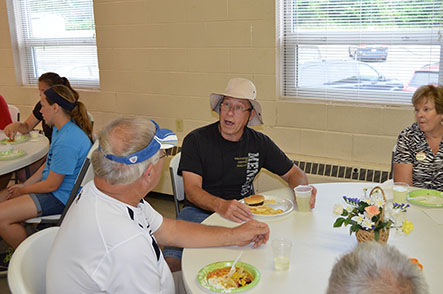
left=327, top=242, right=428, bottom=294
left=91, top=117, right=161, bottom=185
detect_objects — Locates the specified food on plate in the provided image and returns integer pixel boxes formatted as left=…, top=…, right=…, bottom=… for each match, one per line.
left=249, top=204, right=284, bottom=215
left=206, top=266, right=253, bottom=290
left=244, top=195, right=265, bottom=206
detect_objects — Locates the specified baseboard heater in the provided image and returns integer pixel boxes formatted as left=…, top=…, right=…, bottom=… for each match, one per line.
left=293, top=160, right=391, bottom=183
left=166, top=147, right=390, bottom=184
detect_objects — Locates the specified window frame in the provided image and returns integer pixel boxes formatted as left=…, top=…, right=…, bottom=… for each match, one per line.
left=278, top=0, right=443, bottom=105
left=6, top=0, right=99, bottom=88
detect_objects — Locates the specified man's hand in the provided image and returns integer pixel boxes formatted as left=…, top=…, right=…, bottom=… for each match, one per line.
left=294, top=185, right=317, bottom=209
left=232, top=220, right=270, bottom=248
left=217, top=199, right=253, bottom=223
left=309, top=186, right=317, bottom=208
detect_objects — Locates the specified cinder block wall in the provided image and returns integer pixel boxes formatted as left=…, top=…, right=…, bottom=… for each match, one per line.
left=0, top=0, right=414, bottom=194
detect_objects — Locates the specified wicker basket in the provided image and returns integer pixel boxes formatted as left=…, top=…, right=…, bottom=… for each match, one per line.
left=355, top=186, right=390, bottom=244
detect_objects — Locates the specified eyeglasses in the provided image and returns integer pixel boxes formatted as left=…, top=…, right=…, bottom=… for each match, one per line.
left=159, top=149, right=171, bottom=159
left=220, top=102, right=252, bottom=115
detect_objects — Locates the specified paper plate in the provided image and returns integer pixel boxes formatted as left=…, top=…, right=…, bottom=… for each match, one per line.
left=0, top=149, right=26, bottom=161
left=0, top=135, right=30, bottom=145
left=407, top=189, right=443, bottom=207
left=240, top=195, right=294, bottom=218
left=197, top=261, right=260, bottom=293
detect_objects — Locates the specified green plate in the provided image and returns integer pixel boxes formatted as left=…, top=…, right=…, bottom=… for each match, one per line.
left=0, top=149, right=26, bottom=161
left=197, top=261, right=260, bottom=293
left=407, top=189, right=443, bottom=207
left=0, top=135, right=30, bottom=145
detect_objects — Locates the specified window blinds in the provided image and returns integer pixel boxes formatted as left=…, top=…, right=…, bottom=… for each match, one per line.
left=279, top=0, right=443, bottom=104
left=7, top=0, right=99, bottom=87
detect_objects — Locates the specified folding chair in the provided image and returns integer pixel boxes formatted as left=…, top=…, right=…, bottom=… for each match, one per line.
left=7, top=105, right=20, bottom=122
left=169, top=152, right=184, bottom=217
left=390, top=144, right=397, bottom=179
left=25, top=141, right=98, bottom=226
left=7, top=227, right=59, bottom=294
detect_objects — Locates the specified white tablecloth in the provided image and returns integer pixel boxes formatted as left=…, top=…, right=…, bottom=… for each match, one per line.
left=182, top=182, right=443, bottom=293
left=0, top=132, right=49, bottom=175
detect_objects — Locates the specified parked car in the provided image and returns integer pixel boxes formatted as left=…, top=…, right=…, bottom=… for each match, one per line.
left=348, top=44, right=388, bottom=62
left=298, top=60, right=404, bottom=91
left=403, top=62, right=439, bottom=92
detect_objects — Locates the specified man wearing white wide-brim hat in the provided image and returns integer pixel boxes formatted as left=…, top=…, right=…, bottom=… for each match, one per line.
left=164, top=78, right=316, bottom=272
left=46, top=117, right=270, bottom=294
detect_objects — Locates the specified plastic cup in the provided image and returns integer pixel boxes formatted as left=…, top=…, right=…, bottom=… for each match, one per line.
left=294, top=185, right=312, bottom=212
left=30, top=130, right=39, bottom=139
left=271, top=238, right=292, bottom=271
left=393, top=182, right=409, bottom=203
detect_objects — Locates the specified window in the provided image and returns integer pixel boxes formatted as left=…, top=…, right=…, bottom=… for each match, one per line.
left=7, top=0, right=99, bottom=87
left=279, top=0, right=443, bottom=104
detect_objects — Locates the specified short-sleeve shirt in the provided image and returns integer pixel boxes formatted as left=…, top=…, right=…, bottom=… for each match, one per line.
left=42, top=120, right=91, bottom=204
left=179, top=122, right=294, bottom=208
left=46, top=181, right=174, bottom=294
left=393, top=122, right=443, bottom=191
left=33, top=101, right=53, bottom=141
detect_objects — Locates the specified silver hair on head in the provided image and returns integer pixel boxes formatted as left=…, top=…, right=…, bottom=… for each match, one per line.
left=91, top=117, right=161, bottom=185
left=327, top=241, right=429, bottom=294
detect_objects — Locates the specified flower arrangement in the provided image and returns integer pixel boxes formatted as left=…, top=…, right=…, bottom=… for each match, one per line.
left=333, top=187, right=413, bottom=242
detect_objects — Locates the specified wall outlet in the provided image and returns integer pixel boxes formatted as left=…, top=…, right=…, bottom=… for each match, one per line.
left=176, top=119, right=183, bottom=132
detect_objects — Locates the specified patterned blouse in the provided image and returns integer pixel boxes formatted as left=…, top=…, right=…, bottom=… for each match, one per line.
left=393, top=122, right=443, bottom=191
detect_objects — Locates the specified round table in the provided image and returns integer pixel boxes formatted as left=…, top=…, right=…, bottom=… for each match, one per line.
left=0, top=133, right=49, bottom=175
left=182, top=182, right=443, bottom=293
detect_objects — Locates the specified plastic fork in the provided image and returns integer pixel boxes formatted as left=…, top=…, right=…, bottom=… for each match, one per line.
left=225, top=251, right=243, bottom=278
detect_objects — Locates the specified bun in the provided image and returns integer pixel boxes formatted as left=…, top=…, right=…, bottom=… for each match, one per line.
left=244, top=195, right=264, bottom=206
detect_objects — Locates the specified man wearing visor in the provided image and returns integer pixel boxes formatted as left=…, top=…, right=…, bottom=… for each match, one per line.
left=164, top=78, right=316, bottom=271
left=46, top=117, right=269, bottom=294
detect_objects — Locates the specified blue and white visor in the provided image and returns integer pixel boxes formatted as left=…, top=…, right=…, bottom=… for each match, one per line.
left=100, top=121, right=177, bottom=165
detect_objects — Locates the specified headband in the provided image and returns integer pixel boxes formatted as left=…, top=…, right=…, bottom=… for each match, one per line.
left=99, top=120, right=178, bottom=165
left=44, top=87, right=76, bottom=111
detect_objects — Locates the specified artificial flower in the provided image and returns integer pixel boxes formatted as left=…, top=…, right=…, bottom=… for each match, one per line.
left=333, top=204, right=344, bottom=215
left=365, top=205, right=380, bottom=216
left=361, top=217, right=374, bottom=230
left=401, top=220, right=414, bottom=235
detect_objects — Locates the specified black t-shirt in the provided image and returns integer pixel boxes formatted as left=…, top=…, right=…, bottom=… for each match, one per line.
left=179, top=122, right=294, bottom=208
left=33, top=101, right=53, bottom=142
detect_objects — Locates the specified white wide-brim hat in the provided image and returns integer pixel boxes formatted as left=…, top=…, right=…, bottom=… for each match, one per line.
left=210, top=78, right=263, bottom=126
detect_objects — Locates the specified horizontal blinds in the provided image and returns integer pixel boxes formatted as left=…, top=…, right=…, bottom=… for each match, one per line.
left=7, top=0, right=99, bottom=87
left=281, top=0, right=443, bottom=104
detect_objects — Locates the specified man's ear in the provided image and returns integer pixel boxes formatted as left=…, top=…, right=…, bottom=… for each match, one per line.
left=143, top=164, right=154, bottom=182
left=248, top=109, right=256, bottom=122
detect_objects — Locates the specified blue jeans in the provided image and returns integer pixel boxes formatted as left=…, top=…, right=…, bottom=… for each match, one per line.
left=162, top=206, right=212, bottom=260
left=29, top=193, right=65, bottom=217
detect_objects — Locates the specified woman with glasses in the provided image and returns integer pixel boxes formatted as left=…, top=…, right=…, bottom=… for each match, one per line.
left=393, top=84, right=443, bottom=191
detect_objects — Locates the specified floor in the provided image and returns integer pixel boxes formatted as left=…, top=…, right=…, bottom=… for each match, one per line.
left=0, top=192, right=178, bottom=293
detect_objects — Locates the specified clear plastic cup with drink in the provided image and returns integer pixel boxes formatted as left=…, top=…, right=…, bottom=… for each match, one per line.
left=393, top=182, right=409, bottom=203
left=294, top=185, right=312, bottom=212
left=271, top=238, right=292, bottom=271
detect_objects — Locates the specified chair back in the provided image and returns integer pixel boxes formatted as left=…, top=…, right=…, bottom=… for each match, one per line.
left=169, top=152, right=184, bottom=216
left=57, top=140, right=98, bottom=225
left=25, top=141, right=98, bottom=225
left=8, top=105, right=20, bottom=122
left=8, top=227, right=59, bottom=294
left=390, top=144, right=397, bottom=179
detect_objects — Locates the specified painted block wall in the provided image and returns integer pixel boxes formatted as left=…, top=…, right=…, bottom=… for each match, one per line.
left=0, top=0, right=415, bottom=193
